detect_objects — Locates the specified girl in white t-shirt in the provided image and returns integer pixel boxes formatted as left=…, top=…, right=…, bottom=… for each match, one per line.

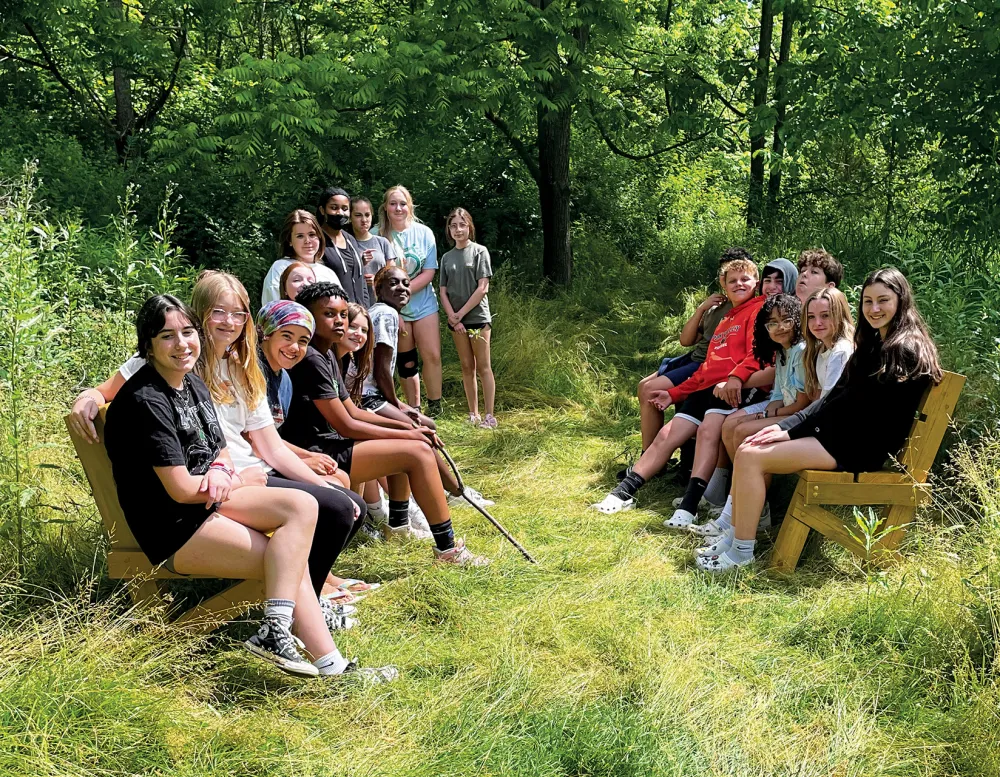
left=261, top=210, right=343, bottom=306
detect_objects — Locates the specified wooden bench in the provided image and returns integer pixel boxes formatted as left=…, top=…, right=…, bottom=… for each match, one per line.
left=770, top=370, right=965, bottom=572
left=66, top=406, right=263, bottom=632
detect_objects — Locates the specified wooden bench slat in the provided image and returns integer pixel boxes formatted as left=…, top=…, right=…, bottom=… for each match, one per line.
left=802, top=482, right=931, bottom=507
left=798, top=470, right=854, bottom=483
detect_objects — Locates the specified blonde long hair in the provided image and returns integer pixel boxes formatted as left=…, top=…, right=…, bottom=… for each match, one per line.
left=377, top=185, right=417, bottom=240
left=190, top=270, right=266, bottom=409
left=803, top=287, right=854, bottom=396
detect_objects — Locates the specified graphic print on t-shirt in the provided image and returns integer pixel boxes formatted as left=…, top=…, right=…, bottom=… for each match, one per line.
left=393, top=235, right=424, bottom=279
left=171, top=384, right=221, bottom=474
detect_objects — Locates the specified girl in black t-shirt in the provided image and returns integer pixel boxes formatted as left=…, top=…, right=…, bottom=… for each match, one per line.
left=282, top=282, right=490, bottom=566
left=700, top=268, right=943, bottom=573
left=100, top=295, right=396, bottom=683
left=103, top=296, right=332, bottom=677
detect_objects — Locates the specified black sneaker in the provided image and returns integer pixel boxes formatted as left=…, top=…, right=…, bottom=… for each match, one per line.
left=426, top=398, right=443, bottom=417
left=244, top=617, right=319, bottom=676
left=359, top=518, right=384, bottom=542
left=327, top=659, right=399, bottom=685
left=319, top=596, right=357, bottom=632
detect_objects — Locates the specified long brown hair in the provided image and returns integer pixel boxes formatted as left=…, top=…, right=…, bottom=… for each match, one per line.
left=190, top=270, right=267, bottom=409
left=342, top=303, right=373, bottom=404
left=802, top=287, right=854, bottom=396
left=278, top=209, right=325, bottom=263
left=857, top=267, right=942, bottom=384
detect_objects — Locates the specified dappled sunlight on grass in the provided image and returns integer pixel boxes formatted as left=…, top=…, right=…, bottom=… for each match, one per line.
left=1, top=406, right=997, bottom=775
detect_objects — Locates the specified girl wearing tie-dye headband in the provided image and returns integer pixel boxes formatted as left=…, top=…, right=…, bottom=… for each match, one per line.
left=255, top=299, right=345, bottom=484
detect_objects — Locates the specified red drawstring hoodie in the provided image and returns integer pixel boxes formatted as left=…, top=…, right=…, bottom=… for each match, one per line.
left=668, top=294, right=767, bottom=405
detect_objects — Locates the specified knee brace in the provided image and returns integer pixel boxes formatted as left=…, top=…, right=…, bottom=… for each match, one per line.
left=397, top=348, right=420, bottom=378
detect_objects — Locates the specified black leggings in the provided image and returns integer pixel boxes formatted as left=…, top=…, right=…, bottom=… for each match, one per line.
left=266, top=474, right=367, bottom=595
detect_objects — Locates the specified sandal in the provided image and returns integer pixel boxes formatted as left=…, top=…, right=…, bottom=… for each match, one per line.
left=696, top=536, right=733, bottom=557
left=321, top=589, right=363, bottom=605
left=337, top=578, right=381, bottom=595
left=591, top=493, right=635, bottom=514
left=695, top=551, right=754, bottom=574
left=663, top=508, right=696, bottom=530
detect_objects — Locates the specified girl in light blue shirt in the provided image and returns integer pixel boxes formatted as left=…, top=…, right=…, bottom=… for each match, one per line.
left=373, top=185, right=443, bottom=416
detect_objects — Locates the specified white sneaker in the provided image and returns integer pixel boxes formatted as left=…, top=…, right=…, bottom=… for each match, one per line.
left=433, top=538, right=491, bottom=566
left=382, top=522, right=431, bottom=543
left=591, top=493, right=635, bottom=514
left=407, top=499, right=434, bottom=539
left=448, top=486, right=495, bottom=509
left=663, top=508, right=696, bottom=530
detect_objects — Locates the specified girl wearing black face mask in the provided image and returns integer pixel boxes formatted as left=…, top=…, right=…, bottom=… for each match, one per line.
left=317, top=187, right=367, bottom=306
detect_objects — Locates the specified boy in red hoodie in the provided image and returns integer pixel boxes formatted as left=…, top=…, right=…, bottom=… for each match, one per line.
left=593, top=258, right=771, bottom=514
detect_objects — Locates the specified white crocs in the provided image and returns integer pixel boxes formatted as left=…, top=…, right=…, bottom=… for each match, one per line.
left=671, top=496, right=713, bottom=511
left=663, top=508, right=696, bottom=530
left=689, top=518, right=725, bottom=538
left=592, top=493, right=635, bottom=514
left=695, top=551, right=754, bottom=574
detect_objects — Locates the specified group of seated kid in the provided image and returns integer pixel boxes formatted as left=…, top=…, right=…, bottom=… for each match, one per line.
left=67, top=185, right=503, bottom=683
left=593, top=248, right=942, bottom=574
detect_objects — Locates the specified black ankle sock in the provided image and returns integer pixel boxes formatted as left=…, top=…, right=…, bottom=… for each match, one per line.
left=679, top=476, right=708, bottom=514
left=388, top=499, right=409, bottom=528
left=611, top=471, right=646, bottom=501
left=430, top=518, right=455, bottom=552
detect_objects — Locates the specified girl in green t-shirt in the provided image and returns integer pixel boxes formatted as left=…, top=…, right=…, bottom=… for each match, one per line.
left=439, top=208, right=496, bottom=429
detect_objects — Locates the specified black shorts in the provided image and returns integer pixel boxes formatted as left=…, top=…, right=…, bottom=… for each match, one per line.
left=313, top=438, right=356, bottom=475
left=674, top=387, right=767, bottom=426
left=360, top=393, right=388, bottom=412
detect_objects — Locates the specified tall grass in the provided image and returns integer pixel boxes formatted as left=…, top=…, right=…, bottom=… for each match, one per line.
left=2, top=169, right=1000, bottom=775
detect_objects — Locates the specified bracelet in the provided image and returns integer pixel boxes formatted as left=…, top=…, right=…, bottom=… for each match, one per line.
left=208, top=462, right=235, bottom=478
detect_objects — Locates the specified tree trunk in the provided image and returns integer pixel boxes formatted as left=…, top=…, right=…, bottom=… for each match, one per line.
left=747, top=0, right=775, bottom=228
left=109, top=0, right=135, bottom=161
left=537, top=102, right=573, bottom=286
left=766, top=3, right=795, bottom=222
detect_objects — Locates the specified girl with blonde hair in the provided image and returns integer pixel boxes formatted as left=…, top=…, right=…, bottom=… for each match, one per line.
left=374, top=185, right=443, bottom=416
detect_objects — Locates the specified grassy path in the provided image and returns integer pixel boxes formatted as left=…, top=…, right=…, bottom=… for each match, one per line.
left=1, top=407, right=995, bottom=776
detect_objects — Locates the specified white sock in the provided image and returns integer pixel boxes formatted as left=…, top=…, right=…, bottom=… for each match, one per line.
left=367, top=500, right=388, bottom=519
left=703, top=467, right=731, bottom=506
left=715, top=496, right=733, bottom=530
left=263, top=598, right=295, bottom=629
left=314, top=648, right=349, bottom=675
left=729, top=537, right=756, bottom=563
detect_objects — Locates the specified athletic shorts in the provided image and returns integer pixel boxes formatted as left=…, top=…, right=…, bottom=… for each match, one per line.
left=656, top=352, right=701, bottom=385
left=740, top=400, right=771, bottom=416
left=360, top=393, right=388, bottom=412
left=674, top=387, right=767, bottom=426
left=313, top=438, right=355, bottom=475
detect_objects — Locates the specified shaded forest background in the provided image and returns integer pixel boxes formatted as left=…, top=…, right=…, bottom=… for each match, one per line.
left=2, top=0, right=999, bottom=283
left=3, top=0, right=1000, bottom=573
